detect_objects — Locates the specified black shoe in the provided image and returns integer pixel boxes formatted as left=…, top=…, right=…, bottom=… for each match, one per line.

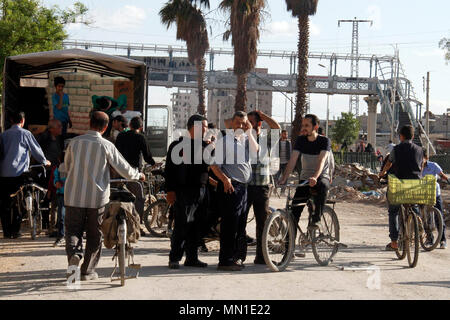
left=217, top=263, right=244, bottom=271
left=11, top=232, right=22, bottom=239
left=140, top=229, right=146, bottom=237
left=254, top=257, right=266, bottom=265
left=168, top=261, right=180, bottom=269
left=246, top=235, right=256, bottom=245
left=199, top=243, right=209, bottom=253
left=184, top=260, right=208, bottom=268
left=3, top=233, right=12, bottom=239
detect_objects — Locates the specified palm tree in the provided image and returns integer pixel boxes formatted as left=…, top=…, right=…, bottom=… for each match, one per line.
left=220, top=0, right=265, bottom=112
left=160, top=0, right=210, bottom=115
left=285, top=0, right=318, bottom=141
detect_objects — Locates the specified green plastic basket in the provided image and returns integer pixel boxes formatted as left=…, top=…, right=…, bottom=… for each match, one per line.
left=387, top=174, right=436, bottom=205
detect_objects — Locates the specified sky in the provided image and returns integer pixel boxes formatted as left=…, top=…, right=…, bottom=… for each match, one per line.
left=42, top=0, right=450, bottom=123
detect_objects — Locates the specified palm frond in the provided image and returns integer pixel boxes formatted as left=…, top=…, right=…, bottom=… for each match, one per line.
left=285, top=0, right=318, bottom=17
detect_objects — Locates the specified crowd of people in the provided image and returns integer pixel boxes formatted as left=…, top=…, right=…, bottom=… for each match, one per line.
left=0, top=75, right=447, bottom=281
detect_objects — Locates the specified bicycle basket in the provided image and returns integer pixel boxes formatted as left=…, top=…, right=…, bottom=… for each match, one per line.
left=387, top=174, right=436, bottom=206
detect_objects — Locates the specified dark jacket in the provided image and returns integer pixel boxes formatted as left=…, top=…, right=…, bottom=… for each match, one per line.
left=115, top=130, right=155, bottom=170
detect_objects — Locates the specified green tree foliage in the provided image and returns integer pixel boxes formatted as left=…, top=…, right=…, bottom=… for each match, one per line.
left=331, top=112, right=360, bottom=146
left=0, top=0, right=89, bottom=99
left=439, top=37, right=449, bottom=63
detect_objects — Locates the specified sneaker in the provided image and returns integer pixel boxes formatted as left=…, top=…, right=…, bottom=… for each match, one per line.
left=53, top=237, right=64, bottom=247
left=217, top=263, right=244, bottom=271
left=66, top=254, right=81, bottom=278
left=440, top=241, right=447, bottom=249
left=81, top=272, right=98, bottom=281
left=184, top=260, right=208, bottom=268
left=140, top=229, right=146, bottom=237
left=385, top=242, right=398, bottom=251
left=234, top=259, right=245, bottom=269
left=246, top=235, right=256, bottom=246
left=168, top=261, right=180, bottom=269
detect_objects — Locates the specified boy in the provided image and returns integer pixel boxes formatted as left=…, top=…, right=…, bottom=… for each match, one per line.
left=52, top=77, right=72, bottom=137
left=422, top=149, right=448, bottom=249
left=53, top=160, right=67, bottom=247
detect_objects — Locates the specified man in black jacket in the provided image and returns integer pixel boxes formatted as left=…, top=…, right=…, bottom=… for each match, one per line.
left=115, top=117, right=155, bottom=234
left=379, top=125, right=423, bottom=251
left=165, top=115, right=210, bottom=269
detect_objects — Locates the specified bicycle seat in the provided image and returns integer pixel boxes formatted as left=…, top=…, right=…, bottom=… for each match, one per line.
left=110, top=188, right=136, bottom=203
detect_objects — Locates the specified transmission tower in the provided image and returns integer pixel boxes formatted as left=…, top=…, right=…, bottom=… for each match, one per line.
left=338, top=17, right=373, bottom=116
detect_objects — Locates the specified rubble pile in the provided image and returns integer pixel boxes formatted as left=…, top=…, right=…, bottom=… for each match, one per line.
left=329, top=164, right=387, bottom=203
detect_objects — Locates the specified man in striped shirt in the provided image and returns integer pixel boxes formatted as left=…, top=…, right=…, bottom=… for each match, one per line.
left=64, top=111, right=144, bottom=281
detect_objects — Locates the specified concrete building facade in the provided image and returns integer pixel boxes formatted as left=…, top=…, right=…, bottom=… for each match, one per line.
left=171, top=88, right=199, bottom=129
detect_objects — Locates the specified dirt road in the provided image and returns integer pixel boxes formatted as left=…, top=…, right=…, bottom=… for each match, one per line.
left=1, top=194, right=449, bottom=300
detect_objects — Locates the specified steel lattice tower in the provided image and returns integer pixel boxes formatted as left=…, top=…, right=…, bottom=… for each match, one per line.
left=338, top=17, right=373, bottom=116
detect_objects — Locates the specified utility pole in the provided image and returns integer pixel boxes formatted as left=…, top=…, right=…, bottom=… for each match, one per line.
left=425, top=71, right=430, bottom=155
left=338, top=17, right=373, bottom=116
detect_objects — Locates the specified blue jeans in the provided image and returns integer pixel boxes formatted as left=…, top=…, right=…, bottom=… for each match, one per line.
left=56, top=194, right=65, bottom=238
left=435, top=195, right=447, bottom=243
left=388, top=204, right=400, bottom=241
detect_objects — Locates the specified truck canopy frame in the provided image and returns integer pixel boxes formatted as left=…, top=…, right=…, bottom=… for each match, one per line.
left=2, top=48, right=147, bottom=130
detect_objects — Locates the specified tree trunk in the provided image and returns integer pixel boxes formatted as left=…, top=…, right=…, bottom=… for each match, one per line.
left=234, top=73, right=248, bottom=112
left=196, top=57, right=206, bottom=115
left=292, top=14, right=310, bottom=145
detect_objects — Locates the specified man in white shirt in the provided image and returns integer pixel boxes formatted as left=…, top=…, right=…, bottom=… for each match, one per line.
left=64, top=111, right=145, bottom=281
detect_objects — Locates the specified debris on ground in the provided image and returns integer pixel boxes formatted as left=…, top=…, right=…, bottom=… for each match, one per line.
left=330, top=164, right=386, bottom=203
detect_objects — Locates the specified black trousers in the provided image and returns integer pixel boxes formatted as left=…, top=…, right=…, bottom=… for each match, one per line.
left=218, top=181, right=248, bottom=266
left=292, top=177, right=330, bottom=226
left=169, top=187, right=207, bottom=263
left=65, top=206, right=105, bottom=275
left=0, top=177, right=24, bottom=237
left=242, top=185, right=270, bottom=261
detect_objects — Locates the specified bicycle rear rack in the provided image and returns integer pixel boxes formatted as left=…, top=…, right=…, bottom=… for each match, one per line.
left=110, top=245, right=141, bottom=283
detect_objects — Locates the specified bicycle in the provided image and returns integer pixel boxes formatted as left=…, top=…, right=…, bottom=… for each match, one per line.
left=394, top=204, right=420, bottom=268
left=109, top=179, right=143, bottom=286
left=10, top=164, right=48, bottom=240
left=142, top=163, right=173, bottom=237
left=417, top=204, right=444, bottom=252
left=262, top=181, right=341, bottom=272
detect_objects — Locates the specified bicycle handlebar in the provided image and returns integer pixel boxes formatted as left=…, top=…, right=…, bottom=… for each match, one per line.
left=283, top=181, right=310, bottom=189
left=10, top=183, right=48, bottom=198
left=110, top=179, right=144, bottom=195
left=29, top=164, right=46, bottom=169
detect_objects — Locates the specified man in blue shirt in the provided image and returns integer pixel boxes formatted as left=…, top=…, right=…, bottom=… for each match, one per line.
left=0, top=111, right=50, bottom=238
left=422, top=149, right=448, bottom=249
left=52, top=77, right=72, bottom=137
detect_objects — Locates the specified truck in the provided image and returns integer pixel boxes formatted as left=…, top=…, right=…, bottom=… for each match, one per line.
left=1, top=48, right=172, bottom=156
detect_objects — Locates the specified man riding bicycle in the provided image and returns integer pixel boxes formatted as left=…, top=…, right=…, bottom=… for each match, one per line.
left=278, top=114, right=332, bottom=231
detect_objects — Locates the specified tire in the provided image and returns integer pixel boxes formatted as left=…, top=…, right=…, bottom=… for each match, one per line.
left=143, top=199, right=170, bottom=237
left=311, top=206, right=340, bottom=266
left=406, top=209, right=420, bottom=268
left=395, top=206, right=407, bottom=260
left=420, top=206, right=444, bottom=252
left=261, top=210, right=295, bottom=272
left=31, top=211, right=37, bottom=240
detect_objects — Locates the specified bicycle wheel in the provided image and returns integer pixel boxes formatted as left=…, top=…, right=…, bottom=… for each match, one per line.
left=119, top=242, right=126, bottom=286
left=406, top=209, right=420, bottom=268
left=262, top=210, right=295, bottom=272
left=31, top=212, right=37, bottom=240
left=420, top=206, right=444, bottom=252
left=395, top=206, right=407, bottom=260
left=311, top=206, right=340, bottom=266
left=143, top=199, right=170, bottom=237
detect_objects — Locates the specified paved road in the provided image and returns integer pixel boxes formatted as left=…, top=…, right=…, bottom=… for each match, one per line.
left=1, top=196, right=449, bottom=300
